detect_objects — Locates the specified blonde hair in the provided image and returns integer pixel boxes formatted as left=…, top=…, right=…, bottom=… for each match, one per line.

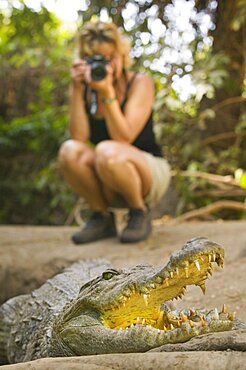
left=78, top=21, right=132, bottom=69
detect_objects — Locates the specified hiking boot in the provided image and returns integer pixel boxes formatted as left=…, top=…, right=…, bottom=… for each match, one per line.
left=120, top=208, right=152, bottom=243
left=72, top=211, right=117, bottom=244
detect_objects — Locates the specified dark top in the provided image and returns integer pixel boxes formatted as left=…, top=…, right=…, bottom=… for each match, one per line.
left=84, top=74, right=162, bottom=157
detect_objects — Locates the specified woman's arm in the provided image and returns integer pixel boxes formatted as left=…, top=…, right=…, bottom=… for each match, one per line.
left=69, top=60, right=90, bottom=142
left=101, top=74, right=154, bottom=143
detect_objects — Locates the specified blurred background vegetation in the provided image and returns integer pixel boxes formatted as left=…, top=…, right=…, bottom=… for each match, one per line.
left=0, top=0, right=245, bottom=225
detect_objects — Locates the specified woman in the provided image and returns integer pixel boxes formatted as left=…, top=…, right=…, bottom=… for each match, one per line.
left=59, top=21, right=170, bottom=244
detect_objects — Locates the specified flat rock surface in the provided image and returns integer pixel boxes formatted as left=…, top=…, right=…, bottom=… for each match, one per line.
left=0, top=221, right=246, bottom=368
left=1, top=352, right=246, bottom=370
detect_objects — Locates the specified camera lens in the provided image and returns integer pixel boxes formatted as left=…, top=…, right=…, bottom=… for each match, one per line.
left=88, top=55, right=108, bottom=81
left=91, top=64, right=107, bottom=81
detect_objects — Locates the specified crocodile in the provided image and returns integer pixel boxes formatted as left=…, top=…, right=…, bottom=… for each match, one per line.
left=0, top=237, right=243, bottom=364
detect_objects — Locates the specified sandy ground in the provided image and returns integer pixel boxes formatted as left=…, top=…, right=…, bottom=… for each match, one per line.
left=0, top=220, right=246, bottom=369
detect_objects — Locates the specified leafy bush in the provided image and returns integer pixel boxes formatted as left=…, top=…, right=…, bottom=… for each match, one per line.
left=0, top=107, right=77, bottom=224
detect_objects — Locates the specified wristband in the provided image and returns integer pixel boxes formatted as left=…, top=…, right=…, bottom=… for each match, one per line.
left=102, top=97, right=116, bottom=105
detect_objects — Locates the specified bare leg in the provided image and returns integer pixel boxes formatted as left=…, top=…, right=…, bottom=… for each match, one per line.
left=95, top=141, right=153, bottom=243
left=58, top=140, right=111, bottom=212
left=95, top=141, right=152, bottom=209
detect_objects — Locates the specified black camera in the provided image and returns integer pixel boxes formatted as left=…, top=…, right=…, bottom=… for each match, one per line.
left=86, top=55, right=109, bottom=81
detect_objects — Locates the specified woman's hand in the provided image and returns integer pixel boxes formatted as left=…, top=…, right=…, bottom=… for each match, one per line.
left=70, top=59, right=87, bottom=86
left=70, top=59, right=115, bottom=97
left=85, top=64, right=115, bottom=98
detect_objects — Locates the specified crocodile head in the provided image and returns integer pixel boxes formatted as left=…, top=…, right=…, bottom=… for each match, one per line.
left=51, top=237, right=235, bottom=356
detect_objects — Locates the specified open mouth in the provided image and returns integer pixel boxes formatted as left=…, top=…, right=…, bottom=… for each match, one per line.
left=101, top=247, right=234, bottom=332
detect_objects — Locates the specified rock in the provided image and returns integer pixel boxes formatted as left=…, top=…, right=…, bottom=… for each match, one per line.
left=1, top=352, right=246, bottom=370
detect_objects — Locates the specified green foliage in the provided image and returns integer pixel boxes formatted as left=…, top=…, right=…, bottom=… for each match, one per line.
left=0, top=107, right=77, bottom=224
left=0, top=3, right=77, bottom=224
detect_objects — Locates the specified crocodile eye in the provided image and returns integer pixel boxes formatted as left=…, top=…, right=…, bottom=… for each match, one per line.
left=102, top=271, right=114, bottom=280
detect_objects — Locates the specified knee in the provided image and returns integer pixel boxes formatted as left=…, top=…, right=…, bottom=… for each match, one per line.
left=58, top=140, right=82, bottom=169
left=95, top=141, right=124, bottom=170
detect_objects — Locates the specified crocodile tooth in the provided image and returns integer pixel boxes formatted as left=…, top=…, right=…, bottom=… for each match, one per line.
left=184, top=267, right=189, bottom=278
left=142, top=319, right=146, bottom=325
left=189, top=308, right=195, bottom=316
left=165, top=277, right=169, bottom=286
left=189, top=320, right=194, bottom=327
left=119, top=327, right=123, bottom=331
left=131, top=323, right=134, bottom=327
left=140, top=287, right=150, bottom=295
left=218, top=255, right=224, bottom=268
left=208, top=254, right=212, bottom=263
left=163, top=326, right=168, bottom=332
left=123, top=290, right=132, bottom=298
left=181, top=313, right=188, bottom=322
left=201, top=316, right=206, bottom=327
left=212, top=253, right=216, bottom=262
left=149, top=283, right=156, bottom=289
left=199, top=283, right=206, bottom=295
left=228, top=312, right=236, bottom=321
left=155, top=276, right=162, bottom=284
left=156, top=311, right=164, bottom=327
left=170, top=324, right=174, bottom=330
left=120, top=297, right=127, bottom=307
left=170, top=271, right=174, bottom=278
left=213, top=308, right=219, bottom=320
left=136, top=317, right=141, bottom=324
left=194, top=260, right=201, bottom=271
left=221, top=304, right=227, bottom=314
left=176, top=267, right=179, bottom=276
left=143, top=294, right=149, bottom=306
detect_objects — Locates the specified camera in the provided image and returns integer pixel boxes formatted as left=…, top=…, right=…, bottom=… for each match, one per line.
left=86, top=55, right=109, bottom=81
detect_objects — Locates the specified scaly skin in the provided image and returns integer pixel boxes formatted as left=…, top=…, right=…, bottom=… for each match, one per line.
left=0, top=237, right=241, bottom=364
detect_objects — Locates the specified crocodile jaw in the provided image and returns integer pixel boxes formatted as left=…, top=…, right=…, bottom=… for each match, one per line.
left=102, top=237, right=224, bottom=330
left=56, top=311, right=234, bottom=356
left=59, top=237, right=224, bottom=332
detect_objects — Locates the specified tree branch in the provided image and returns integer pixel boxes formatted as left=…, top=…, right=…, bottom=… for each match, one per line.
left=172, top=170, right=240, bottom=187
left=201, top=130, right=246, bottom=146
left=194, top=189, right=246, bottom=197
left=173, top=201, right=246, bottom=223
left=211, top=96, right=246, bottom=112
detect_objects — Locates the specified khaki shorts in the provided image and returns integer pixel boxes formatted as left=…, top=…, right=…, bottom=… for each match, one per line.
left=109, top=152, right=171, bottom=209
left=143, top=152, right=171, bottom=208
